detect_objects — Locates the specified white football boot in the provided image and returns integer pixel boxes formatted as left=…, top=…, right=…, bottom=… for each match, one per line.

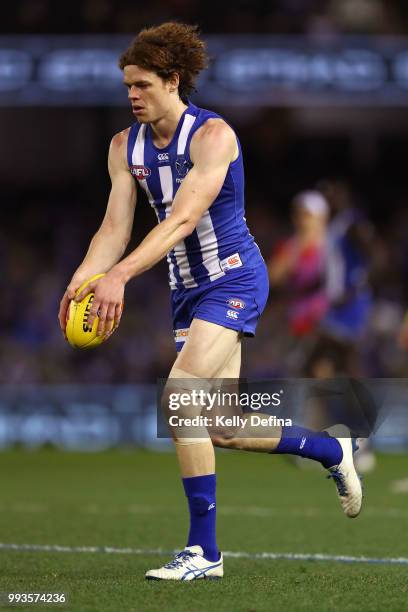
left=325, top=425, right=363, bottom=518
left=145, top=545, right=223, bottom=581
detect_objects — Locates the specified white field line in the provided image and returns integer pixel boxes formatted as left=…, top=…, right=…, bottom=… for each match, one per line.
left=0, top=543, right=407, bottom=566
left=0, top=503, right=407, bottom=518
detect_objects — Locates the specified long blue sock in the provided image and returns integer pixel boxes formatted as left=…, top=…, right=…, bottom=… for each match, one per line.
left=182, top=474, right=219, bottom=562
left=274, top=426, right=343, bottom=468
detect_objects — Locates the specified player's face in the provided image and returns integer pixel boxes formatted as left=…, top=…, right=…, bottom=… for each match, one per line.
left=123, top=65, right=175, bottom=124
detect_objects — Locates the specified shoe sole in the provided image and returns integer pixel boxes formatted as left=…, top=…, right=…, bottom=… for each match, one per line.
left=145, top=574, right=223, bottom=581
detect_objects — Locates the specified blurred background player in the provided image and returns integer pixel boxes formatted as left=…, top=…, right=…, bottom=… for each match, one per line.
left=268, top=190, right=330, bottom=374
left=268, top=184, right=378, bottom=471
left=310, top=178, right=374, bottom=377
left=307, top=179, right=378, bottom=471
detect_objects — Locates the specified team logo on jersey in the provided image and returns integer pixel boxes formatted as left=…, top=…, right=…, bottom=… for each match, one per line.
left=175, top=155, right=192, bottom=178
left=227, top=298, right=246, bottom=310
left=130, top=165, right=151, bottom=179
left=158, top=153, right=169, bottom=162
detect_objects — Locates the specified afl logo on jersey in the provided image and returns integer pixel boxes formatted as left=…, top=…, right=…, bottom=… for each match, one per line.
left=227, top=298, right=246, bottom=310
left=130, top=165, right=151, bottom=179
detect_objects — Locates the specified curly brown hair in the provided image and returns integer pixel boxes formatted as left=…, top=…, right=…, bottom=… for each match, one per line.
left=119, top=22, right=208, bottom=102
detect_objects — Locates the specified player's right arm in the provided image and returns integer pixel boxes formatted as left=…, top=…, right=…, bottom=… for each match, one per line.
left=58, top=129, right=136, bottom=334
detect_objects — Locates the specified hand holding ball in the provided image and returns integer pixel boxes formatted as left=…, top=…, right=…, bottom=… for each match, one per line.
left=65, top=274, right=116, bottom=349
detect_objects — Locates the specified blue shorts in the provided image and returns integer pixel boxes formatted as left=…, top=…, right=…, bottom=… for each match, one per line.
left=171, top=255, right=269, bottom=352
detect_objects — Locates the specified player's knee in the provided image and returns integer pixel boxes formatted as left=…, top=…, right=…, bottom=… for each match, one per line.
left=211, top=432, right=244, bottom=450
left=161, top=380, right=194, bottom=420
left=162, top=382, right=209, bottom=442
left=161, top=370, right=211, bottom=418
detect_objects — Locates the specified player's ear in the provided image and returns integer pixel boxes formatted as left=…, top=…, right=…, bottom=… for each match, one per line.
left=168, top=72, right=180, bottom=94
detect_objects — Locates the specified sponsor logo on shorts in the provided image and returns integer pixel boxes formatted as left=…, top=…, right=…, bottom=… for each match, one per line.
left=227, top=310, right=239, bottom=320
left=228, top=254, right=240, bottom=266
left=219, top=252, right=243, bottom=272
left=130, top=165, right=151, bottom=179
left=158, top=152, right=169, bottom=162
left=174, top=328, right=189, bottom=343
left=227, top=298, right=246, bottom=310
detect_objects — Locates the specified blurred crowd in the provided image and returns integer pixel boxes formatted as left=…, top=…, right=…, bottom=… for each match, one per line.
left=4, top=0, right=408, bottom=36
left=3, top=0, right=408, bottom=384
left=2, top=168, right=408, bottom=385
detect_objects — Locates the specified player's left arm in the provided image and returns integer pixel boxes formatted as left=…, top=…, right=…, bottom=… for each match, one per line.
left=84, top=119, right=238, bottom=331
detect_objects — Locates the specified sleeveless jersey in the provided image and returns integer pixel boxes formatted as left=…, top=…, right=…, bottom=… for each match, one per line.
left=324, top=209, right=372, bottom=338
left=127, top=101, right=256, bottom=290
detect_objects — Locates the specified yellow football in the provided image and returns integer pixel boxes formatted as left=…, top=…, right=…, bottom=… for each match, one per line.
left=65, top=274, right=114, bottom=349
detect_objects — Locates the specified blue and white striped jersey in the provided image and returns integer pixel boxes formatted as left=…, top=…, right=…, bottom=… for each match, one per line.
left=127, top=101, right=256, bottom=290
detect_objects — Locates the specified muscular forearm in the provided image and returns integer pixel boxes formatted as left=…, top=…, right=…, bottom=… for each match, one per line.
left=76, top=227, right=129, bottom=279
left=114, top=215, right=192, bottom=282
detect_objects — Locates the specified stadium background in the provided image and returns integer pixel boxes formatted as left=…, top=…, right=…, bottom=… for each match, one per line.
left=1, top=3, right=408, bottom=610
left=1, top=0, right=408, bottom=448
left=3, top=1, right=408, bottom=382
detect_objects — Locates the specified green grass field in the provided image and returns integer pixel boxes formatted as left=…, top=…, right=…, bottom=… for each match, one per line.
left=0, top=449, right=407, bottom=611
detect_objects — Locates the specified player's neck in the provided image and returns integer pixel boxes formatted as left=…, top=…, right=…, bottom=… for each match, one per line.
left=149, top=99, right=188, bottom=149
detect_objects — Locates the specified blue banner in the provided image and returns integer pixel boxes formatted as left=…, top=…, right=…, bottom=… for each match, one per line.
left=0, top=383, right=407, bottom=451
left=2, top=35, right=408, bottom=106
